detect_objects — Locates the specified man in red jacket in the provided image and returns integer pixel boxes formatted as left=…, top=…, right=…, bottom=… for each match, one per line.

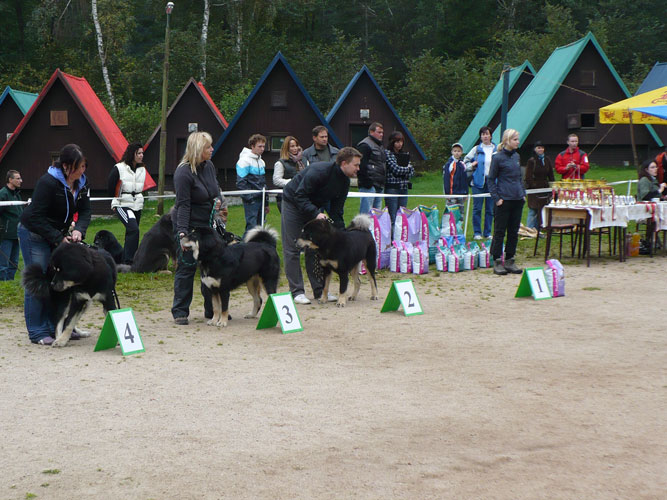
left=555, top=134, right=589, bottom=180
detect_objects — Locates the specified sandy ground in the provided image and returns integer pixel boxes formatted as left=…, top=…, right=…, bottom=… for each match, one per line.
left=1, top=256, right=666, bottom=500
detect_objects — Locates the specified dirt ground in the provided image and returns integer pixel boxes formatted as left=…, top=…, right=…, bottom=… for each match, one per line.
left=1, top=256, right=666, bottom=500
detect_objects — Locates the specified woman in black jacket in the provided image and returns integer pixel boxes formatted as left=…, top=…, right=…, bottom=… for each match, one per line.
left=488, top=129, right=525, bottom=276
left=172, top=131, right=222, bottom=325
left=18, top=144, right=91, bottom=344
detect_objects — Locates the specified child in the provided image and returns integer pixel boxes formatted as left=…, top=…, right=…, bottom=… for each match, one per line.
left=443, top=143, right=468, bottom=208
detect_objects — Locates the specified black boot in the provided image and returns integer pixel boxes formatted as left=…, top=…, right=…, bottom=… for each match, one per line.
left=493, top=260, right=508, bottom=275
left=504, top=258, right=522, bottom=274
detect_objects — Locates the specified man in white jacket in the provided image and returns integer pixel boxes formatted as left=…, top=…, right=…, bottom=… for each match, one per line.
left=236, top=134, right=269, bottom=236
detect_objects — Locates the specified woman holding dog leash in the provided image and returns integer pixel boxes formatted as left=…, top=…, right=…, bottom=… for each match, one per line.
left=18, top=144, right=91, bottom=345
left=172, top=131, right=223, bottom=325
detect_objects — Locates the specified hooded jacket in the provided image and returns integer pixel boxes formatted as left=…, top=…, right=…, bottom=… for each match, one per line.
left=488, top=148, right=525, bottom=204
left=0, top=185, right=23, bottom=239
left=20, top=166, right=91, bottom=248
left=236, top=147, right=266, bottom=202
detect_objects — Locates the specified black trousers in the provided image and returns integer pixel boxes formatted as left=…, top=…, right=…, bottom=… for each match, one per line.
left=491, top=199, right=524, bottom=260
left=171, top=237, right=213, bottom=320
left=114, top=207, right=142, bottom=264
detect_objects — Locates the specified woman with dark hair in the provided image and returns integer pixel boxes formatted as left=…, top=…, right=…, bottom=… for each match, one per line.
left=107, top=142, right=148, bottom=264
left=273, top=135, right=306, bottom=212
left=18, top=144, right=91, bottom=345
left=488, top=129, right=525, bottom=276
left=637, top=159, right=667, bottom=201
left=524, top=140, right=554, bottom=230
left=172, top=131, right=222, bottom=325
left=384, top=131, right=414, bottom=227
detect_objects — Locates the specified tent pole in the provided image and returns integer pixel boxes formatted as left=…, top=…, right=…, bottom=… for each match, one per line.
left=629, top=110, right=638, bottom=168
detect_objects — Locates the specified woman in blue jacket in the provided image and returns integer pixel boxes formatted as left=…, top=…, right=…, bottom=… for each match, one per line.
left=488, top=129, right=525, bottom=276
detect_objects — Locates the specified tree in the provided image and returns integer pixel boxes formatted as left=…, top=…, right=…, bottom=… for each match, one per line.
left=91, top=0, right=116, bottom=114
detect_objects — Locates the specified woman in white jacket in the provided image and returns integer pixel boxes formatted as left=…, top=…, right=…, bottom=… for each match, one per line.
left=272, top=135, right=307, bottom=212
left=107, top=142, right=147, bottom=264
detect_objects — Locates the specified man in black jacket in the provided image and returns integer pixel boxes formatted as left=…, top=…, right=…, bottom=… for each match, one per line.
left=281, top=146, right=361, bottom=304
left=0, top=170, right=23, bottom=280
left=356, top=122, right=386, bottom=214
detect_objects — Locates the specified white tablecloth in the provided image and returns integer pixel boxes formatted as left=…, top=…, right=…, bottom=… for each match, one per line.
left=542, top=202, right=667, bottom=230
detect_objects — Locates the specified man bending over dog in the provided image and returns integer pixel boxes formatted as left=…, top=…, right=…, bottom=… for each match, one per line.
left=281, top=146, right=361, bottom=304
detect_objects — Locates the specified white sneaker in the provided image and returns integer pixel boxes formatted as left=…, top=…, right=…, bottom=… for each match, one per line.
left=474, top=234, right=483, bottom=240
left=293, top=294, right=311, bottom=305
left=327, top=293, right=338, bottom=302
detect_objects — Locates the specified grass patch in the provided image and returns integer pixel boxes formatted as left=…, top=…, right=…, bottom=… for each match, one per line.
left=41, top=469, right=60, bottom=475
left=582, top=286, right=601, bottom=291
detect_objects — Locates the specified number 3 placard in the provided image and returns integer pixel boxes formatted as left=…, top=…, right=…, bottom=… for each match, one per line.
left=256, top=292, right=303, bottom=334
left=381, top=279, right=424, bottom=316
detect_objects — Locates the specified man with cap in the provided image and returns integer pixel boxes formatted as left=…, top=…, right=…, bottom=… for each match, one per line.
left=524, top=141, right=554, bottom=230
left=443, top=142, right=468, bottom=208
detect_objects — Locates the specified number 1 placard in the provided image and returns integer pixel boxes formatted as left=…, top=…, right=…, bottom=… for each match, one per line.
left=256, top=292, right=303, bottom=333
left=515, top=268, right=552, bottom=300
left=94, top=308, right=145, bottom=355
left=381, top=279, right=423, bottom=316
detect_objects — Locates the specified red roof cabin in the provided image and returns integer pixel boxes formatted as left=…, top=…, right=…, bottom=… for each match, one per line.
left=143, top=78, right=228, bottom=189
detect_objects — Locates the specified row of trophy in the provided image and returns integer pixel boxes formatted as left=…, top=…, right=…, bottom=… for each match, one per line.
left=549, top=179, right=630, bottom=207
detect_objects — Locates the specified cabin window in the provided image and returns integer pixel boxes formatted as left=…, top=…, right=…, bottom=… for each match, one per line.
left=580, top=112, right=596, bottom=129
left=50, top=110, right=68, bottom=126
left=6, top=133, right=12, bottom=142
left=271, top=91, right=287, bottom=108
left=580, top=70, right=596, bottom=87
left=270, top=136, right=286, bottom=152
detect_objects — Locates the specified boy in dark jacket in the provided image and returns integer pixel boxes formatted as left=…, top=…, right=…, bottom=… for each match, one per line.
left=443, top=143, right=468, bottom=208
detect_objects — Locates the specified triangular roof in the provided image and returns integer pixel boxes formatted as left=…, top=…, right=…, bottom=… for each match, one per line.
left=144, top=78, right=228, bottom=148
left=636, top=62, right=667, bottom=95
left=492, top=32, right=662, bottom=146
left=0, top=69, right=128, bottom=162
left=0, top=86, right=38, bottom=115
left=458, top=61, right=536, bottom=153
left=327, top=65, right=427, bottom=160
left=213, top=52, right=341, bottom=153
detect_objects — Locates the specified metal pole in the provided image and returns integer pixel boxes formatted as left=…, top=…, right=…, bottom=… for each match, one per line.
left=157, top=2, right=174, bottom=215
left=501, top=63, right=511, bottom=137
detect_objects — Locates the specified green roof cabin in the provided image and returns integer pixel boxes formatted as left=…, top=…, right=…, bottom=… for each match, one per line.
left=0, top=86, right=38, bottom=147
left=491, top=32, right=663, bottom=165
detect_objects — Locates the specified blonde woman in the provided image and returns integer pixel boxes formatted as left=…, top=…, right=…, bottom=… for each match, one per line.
left=172, top=131, right=222, bottom=325
left=273, top=135, right=306, bottom=212
left=488, top=128, right=525, bottom=275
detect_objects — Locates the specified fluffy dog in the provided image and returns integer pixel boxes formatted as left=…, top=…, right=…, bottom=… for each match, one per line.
left=22, top=243, right=118, bottom=347
left=93, top=230, right=124, bottom=264
left=128, top=210, right=178, bottom=273
left=181, top=226, right=280, bottom=327
left=297, top=214, right=378, bottom=307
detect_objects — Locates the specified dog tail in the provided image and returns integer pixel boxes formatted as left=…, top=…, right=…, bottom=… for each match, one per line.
left=244, top=225, right=279, bottom=247
left=349, top=213, right=373, bottom=231
left=116, top=264, right=132, bottom=273
left=22, top=264, right=51, bottom=298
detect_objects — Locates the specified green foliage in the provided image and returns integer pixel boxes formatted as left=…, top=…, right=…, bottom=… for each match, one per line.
left=115, top=101, right=162, bottom=144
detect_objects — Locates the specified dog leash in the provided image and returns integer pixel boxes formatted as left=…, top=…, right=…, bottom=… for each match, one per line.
left=112, top=288, right=121, bottom=310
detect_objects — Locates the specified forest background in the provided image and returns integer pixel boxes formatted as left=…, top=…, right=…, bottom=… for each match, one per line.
left=1, top=0, right=665, bottom=169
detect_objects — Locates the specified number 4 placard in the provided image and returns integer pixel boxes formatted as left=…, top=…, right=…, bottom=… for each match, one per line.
left=256, top=292, right=303, bottom=334
left=381, top=279, right=423, bottom=316
left=94, top=308, right=145, bottom=355
left=515, top=268, right=552, bottom=300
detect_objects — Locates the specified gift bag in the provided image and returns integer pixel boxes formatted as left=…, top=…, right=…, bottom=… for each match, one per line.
left=389, top=241, right=401, bottom=273
left=454, top=243, right=474, bottom=271
left=369, top=207, right=391, bottom=269
left=545, top=259, right=565, bottom=297
left=393, top=207, right=421, bottom=244
left=441, top=205, right=464, bottom=236
left=443, top=235, right=466, bottom=247
left=435, top=243, right=450, bottom=271
left=467, top=241, right=481, bottom=269
left=447, top=250, right=460, bottom=273
left=477, top=242, right=490, bottom=268
left=412, top=240, right=429, bottom=274
left=399, top=241, right=413, bottom=274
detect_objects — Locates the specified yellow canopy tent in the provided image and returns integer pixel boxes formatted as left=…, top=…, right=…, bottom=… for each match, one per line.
left=599, top=86, right=667, bottom=124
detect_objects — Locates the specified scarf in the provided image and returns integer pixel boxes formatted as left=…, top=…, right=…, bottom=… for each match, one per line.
left=289, top=149, right=305, bottom=171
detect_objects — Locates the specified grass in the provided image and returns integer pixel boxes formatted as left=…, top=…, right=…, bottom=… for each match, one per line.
left=0, top=164, right=642, bottom=309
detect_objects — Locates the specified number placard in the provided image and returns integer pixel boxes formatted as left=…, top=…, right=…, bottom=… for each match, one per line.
left=256, top=292, right=303, bottom=334
left=381, top=279, right=424, bottom=316
left=515, top=268, right=552, bottom=300
left=94, top=308, right=145, bottom=355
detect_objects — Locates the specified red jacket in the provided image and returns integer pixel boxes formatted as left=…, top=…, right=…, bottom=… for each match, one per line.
left=555, top=147, right=589, bottom=179
left=655, top=152, right=666, bottom=184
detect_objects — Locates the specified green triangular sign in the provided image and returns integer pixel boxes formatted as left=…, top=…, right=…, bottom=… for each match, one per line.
left=94, top=308, right=145, bottom=355
left=256, top=292, right=303, bottom=334
left=515, top=268, right=552, bottom=300
left=381, top=279, right=423, bottom=316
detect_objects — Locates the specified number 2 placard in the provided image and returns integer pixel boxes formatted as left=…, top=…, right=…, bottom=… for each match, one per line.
left=381, top=279, right=424, bottom=316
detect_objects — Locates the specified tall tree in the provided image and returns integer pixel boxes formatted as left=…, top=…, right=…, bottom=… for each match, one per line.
left=91, top=0, right=116, bottom=114
left=200, top=0, right=210, bottom=83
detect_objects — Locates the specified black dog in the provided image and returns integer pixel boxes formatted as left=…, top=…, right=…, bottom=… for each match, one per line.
left=128, top=210, right=178, bottom=273
left=93, top=230, right=124, bottom=264
left=22, top=243, right=118, bottom=347
left=297, top=214, right=378, bottom=307
left=181, top=226, right=280, bottom=327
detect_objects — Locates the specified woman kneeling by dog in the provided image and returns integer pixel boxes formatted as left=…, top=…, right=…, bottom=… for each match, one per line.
left=18, top=144, right=91, bottom=345
left=172, top=131, right=225, bottom=325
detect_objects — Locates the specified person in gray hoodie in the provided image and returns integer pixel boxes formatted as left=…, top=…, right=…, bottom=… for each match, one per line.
left=236, top=134, right=269, bottom=236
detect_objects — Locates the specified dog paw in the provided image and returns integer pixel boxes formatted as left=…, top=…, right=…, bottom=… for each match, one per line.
left=347, top=296, right=356, bottom=301
left=244, top=313, right=257, bottom=319
left=370, top=295, right=378, bottom=301
left=207, top=319, right=215, bottom=326
left=52, top=339, right=67, bottom=347
left=336, top=300, right=346, bottom=308
left=318, top=298, right=327, bottom=305
left=217, top=320, right=227, bottom=327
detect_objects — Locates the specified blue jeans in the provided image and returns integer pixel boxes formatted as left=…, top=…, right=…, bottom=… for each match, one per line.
left=17, top=224, right=54, bottom=342
left=384, top=186, right=408, bottom=228
left=0, top=238, right=20, bottom=280
left=359, top=186, right=383, bottom=214
left=526, top=208, right=539, bottom=230
left=242, top=197, right=263, bottom=236
left=472, top=184, right=494, bottom=237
